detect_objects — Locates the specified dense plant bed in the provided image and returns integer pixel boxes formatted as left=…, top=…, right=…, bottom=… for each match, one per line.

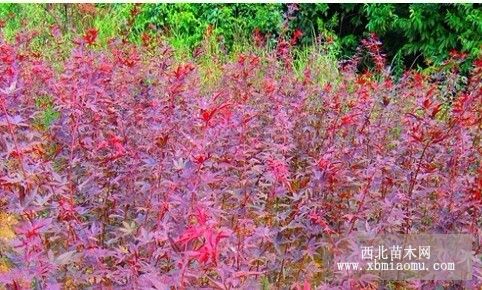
left=0, top=32, right=480, bottom=289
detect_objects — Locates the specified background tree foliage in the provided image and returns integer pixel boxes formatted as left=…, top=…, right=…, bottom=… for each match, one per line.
left=0, top=3, right=480, bottom=71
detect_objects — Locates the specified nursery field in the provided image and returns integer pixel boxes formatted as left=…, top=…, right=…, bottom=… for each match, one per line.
left=0, top=3, right=481, bottom=290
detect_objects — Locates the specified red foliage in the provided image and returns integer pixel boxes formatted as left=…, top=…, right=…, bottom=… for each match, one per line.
left=83, top=28, right=98, bottom=45
left=252, top=28, right=266, bottom=47
left=0, top=34, right=480, bottom=289
left=290, top=28, right=303, bottom=45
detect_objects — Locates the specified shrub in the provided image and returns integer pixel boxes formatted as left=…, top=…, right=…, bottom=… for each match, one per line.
left=1, top=3, right=480, bottom=71
left=0, top=32, right=480, bottom=289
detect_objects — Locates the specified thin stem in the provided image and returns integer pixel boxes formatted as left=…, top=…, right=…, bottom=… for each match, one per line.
left=1, top=99, right=28, bottom=201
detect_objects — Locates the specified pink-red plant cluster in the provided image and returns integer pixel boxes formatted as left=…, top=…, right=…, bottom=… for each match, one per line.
left=0, top=33, right=480, bottom=289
